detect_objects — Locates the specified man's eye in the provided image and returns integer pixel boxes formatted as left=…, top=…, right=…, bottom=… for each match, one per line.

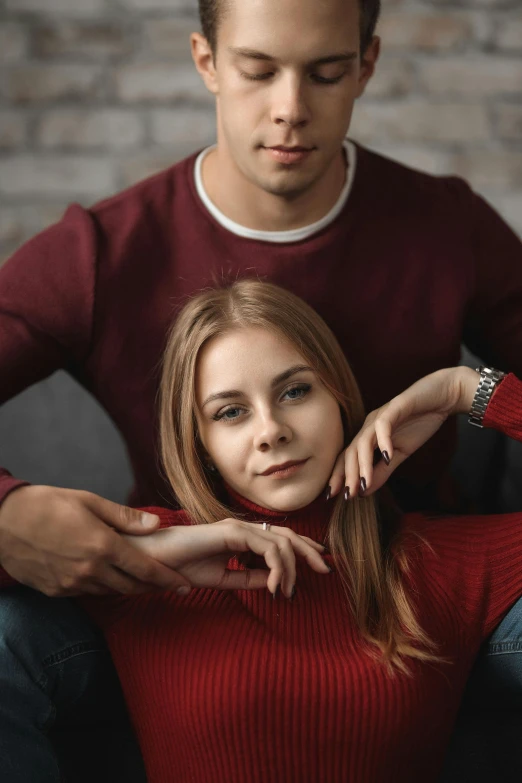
left=240, top=71, right=273, bottom=81
left=311, top=73, right=345, bottom=84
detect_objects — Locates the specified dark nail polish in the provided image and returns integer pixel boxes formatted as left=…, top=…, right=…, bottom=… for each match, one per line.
left=325, top=485, right=331, bottom=502
left=289, top=585, right=296, bottom=601
left=325, top=563, right=333, bottom=573
left=382, top=450, right=390, bottom=466
left=272, top=585, right=279, bottom=600
left=344, top=486, right=350, bottom=501
left=359, top=477, right=367, bottom=494
left=322, top=543, right=330, bottom=554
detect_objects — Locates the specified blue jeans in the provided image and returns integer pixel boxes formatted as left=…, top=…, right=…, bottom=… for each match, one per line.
left=1, top=588, right=521, bottom=782
left=0, top=586, right=146, bottom=783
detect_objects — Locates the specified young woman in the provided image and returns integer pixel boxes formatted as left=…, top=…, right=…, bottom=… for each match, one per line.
left=2, top=279, right=522, bottom=782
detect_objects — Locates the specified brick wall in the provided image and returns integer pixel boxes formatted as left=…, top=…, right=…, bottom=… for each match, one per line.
left=1, top=0, right=521, bottom=265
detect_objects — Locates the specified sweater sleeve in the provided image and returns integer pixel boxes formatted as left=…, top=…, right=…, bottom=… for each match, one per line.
left=483, top=372, right=522, bottom=441
left=465, top=189, right=522, bottom=374
left=0, top=204, right=97, bottom=506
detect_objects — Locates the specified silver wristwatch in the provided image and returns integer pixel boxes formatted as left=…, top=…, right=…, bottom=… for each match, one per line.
left=468, top=366, right=506, bottom=428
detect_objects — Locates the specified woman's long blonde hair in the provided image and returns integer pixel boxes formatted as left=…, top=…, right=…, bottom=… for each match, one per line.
left=159, top=279, right=440, bottom=674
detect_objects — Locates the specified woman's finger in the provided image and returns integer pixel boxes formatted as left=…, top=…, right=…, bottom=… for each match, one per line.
left=356, top=427, right=378, bottom=495
left=344, top=437, right=361, bottom=501
left=374, top=416, right=394, bottom=465
left=246, top=523, right=330, bottom=574
left=327, top=450, right=346, bottom=498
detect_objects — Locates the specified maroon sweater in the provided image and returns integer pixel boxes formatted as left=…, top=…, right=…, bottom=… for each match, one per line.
left=1, top=143, right=522, bottom=509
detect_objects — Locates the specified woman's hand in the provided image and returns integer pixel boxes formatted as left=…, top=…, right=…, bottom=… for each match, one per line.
left=328, top=366, right=480, bottom=498
left=125, top=519, right=330, bottom=599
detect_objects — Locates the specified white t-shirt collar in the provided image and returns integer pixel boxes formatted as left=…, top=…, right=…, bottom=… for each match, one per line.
left=194, top=139, right=356, bottom=244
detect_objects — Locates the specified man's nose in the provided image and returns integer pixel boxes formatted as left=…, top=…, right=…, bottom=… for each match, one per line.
left=271, top=73, right=311, bottom=128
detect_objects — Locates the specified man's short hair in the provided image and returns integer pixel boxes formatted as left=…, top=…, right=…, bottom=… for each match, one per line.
left=198, top=0, right=381, bottom=58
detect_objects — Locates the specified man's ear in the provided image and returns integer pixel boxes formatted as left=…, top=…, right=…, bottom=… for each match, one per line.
left=355, top=35, right=380, bottom=99
left=191, top=32, right=219, bottom=96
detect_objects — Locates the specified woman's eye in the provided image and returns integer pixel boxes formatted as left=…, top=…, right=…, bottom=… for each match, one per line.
left=212, top=406, right=244, bottom=423
left=282, top=383, right=311, bottom=401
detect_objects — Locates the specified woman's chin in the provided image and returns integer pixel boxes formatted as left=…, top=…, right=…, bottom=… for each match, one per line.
left=254, top=484, right=323, bottom=513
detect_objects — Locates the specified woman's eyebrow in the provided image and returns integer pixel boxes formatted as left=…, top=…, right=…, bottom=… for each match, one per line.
left=201, top=365, right=313, bottom=409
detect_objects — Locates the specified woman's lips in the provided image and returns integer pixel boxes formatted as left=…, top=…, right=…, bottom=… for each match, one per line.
left=263, top=459, right=309, bottom=479
left=264, top=147, right=314, bottom=165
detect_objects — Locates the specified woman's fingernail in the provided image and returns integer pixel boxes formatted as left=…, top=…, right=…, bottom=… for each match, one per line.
left=344, top=486, right=350, bottom=501
left=289, top=585, right=296, bottom=601
left=272, top=585, right=279, bottom=600
left=359, top=477, right=367, bottom=494
left=325, top=485, right=331, bottom=502
left=382, top=450, right=390, bottom=466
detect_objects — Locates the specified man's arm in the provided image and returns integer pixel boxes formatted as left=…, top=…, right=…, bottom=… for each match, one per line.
left=0, top=207, right=190, bottom=595
left=465, top=190, right=522, bottom=373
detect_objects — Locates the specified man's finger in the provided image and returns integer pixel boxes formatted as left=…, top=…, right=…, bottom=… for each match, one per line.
left=84, top=493, right=160, bottom=535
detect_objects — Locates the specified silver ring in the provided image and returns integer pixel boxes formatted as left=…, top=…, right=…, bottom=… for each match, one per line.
left=262, top=522, right=271, bottom=532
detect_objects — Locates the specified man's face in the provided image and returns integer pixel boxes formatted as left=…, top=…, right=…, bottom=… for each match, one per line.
left=195, top=327, right=345, bottom=511
left=194, top=0, right=378, bottom=200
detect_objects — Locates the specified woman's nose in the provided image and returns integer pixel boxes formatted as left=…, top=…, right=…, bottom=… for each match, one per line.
left=253, top=414, right=293, bottom=451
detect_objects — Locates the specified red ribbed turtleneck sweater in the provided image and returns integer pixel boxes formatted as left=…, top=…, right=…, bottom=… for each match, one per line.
left=2, top=376, right=522, bottom=781
left=74, top=377, right=522, bottom=783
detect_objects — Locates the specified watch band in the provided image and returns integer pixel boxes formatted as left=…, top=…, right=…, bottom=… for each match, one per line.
left=468, top=366, right=506, bottom=428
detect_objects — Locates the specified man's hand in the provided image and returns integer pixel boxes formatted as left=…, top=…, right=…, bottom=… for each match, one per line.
left=0, top=485, right=191, bottom=597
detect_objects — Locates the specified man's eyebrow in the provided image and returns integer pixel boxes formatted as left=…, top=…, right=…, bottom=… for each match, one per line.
left=227, top=47, right=358, bottom=66
left=201, top=365, right=314, bottom=409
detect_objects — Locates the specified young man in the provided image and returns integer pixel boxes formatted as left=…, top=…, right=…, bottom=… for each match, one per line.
left=1, top=0, right=521, bottom=780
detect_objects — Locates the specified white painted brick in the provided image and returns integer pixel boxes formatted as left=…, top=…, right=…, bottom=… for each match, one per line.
left=451, top=150, right=522, bottom=189
left=0, top=210, right=24, bottom=245
left=495, top=103, right=522, bottom=140
left=418, top=57, right=522, bottom=96
left=117, top=0, right=195, bottom=10
left=1, top=64, right=103, bottom=104
left=150, top=108, right=216, bottom=147
left=144, top=17, right=198, bottom=59
left=379, top=12, right=474, bottom=51
left=5, top=0, right=105, bottom=15
left=119, top=152, right=183, bottom=188
left=494, top=15, right=522, bottom=50
left=0, top=112, right=27, bottom=149
left=0, top=156, right=116, bottom=197
left=351, top=102, right=490, bottom=143
left=36, top=110, right=145, bottom=149
left=485, top=192, right=522, bottom=238
left=364, top=143, right=453, bottom=176
left=115, top=63, right=212, bottom=104
left=365, top=58, right=415, bottom=98
left=0, top=23, right=28, bottom=62
left=33, top=21, right=133, bottom=60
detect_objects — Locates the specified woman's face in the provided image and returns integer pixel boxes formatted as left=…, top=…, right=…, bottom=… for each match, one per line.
left=195, top=326, right=344, bottom=511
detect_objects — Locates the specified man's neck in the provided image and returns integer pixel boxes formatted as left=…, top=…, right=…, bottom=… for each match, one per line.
left=201, top=145, right=347, bottom=233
